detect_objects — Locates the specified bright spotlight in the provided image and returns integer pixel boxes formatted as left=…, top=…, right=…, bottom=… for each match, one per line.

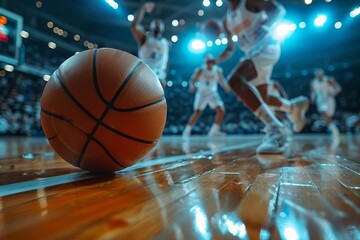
left=198, top=10, right=204, bottom=16
left=350, top=7, right=360, bottom=18
left=215, top=39, right=221, bottom=45
left=299, top=22, right=306, bottom=28
left=221, top=38, right=228, bottom=44
left=203, top=0, right=210, bottom=7
left=314, top=14, right=327, bottom=27
left=172, top=19, right=179, bottom=27
left=232, top=35, right=238, bottom=42
left=207, top=40, right=213, bottom=47
left=105, top=0, right=118, bottom=9
left=171, top=35, right=178, bottom=42
left=334, top=21, right=342, bottom=29
left=20, top=30, right=29, bottom=38
left=127, top=14, right=134, bottom=21
left=275, top=23, right=291, bottom=39
left=304, top=0, right=312, bottom=4
left=216, top=0, right=223, bottom=7
left=190, top=39, right=205, bottom=51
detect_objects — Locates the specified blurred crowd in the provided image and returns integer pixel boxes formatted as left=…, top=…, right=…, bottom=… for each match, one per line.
left=1, top=41, right=360, bottom=136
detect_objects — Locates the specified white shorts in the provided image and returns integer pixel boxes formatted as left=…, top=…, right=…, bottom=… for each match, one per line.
left=316, top=98, right=335, bottom=117
left=245, top=43, right=281, bottom=87
left=194, top=91, right=224, bottom=111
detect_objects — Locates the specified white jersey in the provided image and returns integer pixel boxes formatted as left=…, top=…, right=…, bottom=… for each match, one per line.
left=138, top=33, right=169, bottom=73
left=312, top=76, right=336, bottom=102
left=196, top=65, right=222, bottom=94
left=312, top=76, right=336, bottom=116
left=225, top=0, right=274, bottom=55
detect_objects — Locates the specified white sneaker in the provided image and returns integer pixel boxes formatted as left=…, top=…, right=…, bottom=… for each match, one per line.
left=256, top=125, right=289, bottom=154
left=208, top=129, right=226, bottom=137
left=288, top=96, right=309, bottom=132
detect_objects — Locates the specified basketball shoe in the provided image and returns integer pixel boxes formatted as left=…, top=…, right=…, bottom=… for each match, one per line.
left=256, top=125, right=290, bottom=154
left=288, top=96, right=310, bottom=132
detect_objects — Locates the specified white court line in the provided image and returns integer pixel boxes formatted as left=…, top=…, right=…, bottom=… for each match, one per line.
left=0, top=140, right=259, bottom=197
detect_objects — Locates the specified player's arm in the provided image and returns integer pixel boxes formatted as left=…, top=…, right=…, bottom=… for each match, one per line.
left=250, top=0, right=286, bottom=40
left=328, top=77, right=342, bottom=96
left=214, top=20, right=235, bottom=64
left=189, top=69, right=202, bottom=93
left=130, top=2, right=155, bottom=46
left=273, top=81, right=288, bottom=98
left=217, top=68, right=231, bottom=93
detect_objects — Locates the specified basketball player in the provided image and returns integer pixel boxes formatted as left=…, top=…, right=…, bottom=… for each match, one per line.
left=182, top=54, right=231, bottom=138
left=210, top=0, right=309, bottom=153
left=311, top=68, right=341, bottom=137
left=131, top=2, right=169, bottom=88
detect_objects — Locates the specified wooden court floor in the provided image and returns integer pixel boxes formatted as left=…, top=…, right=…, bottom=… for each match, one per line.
left=0, top=134, right=359, bottom=239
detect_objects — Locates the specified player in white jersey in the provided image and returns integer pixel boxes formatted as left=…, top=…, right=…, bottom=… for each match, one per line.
left=182, top=54, right=231, bottom=138
left=311, top=69, right=341, bottom=137
left=131, top=2, right=169, bottom=88
left=211, top=0, right=308, bottom=153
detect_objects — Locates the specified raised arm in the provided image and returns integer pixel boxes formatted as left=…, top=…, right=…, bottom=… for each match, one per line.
left=252, top=0, right=286, bottom=28
left=130, top=2, right=155, bottom=46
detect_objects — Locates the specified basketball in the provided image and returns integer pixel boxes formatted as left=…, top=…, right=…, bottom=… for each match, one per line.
left=201, top=18, right=223, bottom=40
left=40, top=48, right=167, bottom=173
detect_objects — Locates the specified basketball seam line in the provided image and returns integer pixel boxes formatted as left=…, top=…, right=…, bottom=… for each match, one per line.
left=112, top=97, right=165, bottom=112
left=92, top=49, right=109, bottom=105
left=54, top=68, right=156, bottom=144
left=41, top=108, right=126, bottom=168
left=77, top=59, right=144, bottom=167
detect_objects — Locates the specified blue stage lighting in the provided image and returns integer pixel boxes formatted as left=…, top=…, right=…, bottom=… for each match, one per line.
left=189, top=39, right=205, bottom=52
left=314, top=15, right=327, bottom=27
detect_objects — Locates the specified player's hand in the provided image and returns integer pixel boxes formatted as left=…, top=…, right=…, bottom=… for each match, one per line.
left=143, top=2, right=156, bottom=13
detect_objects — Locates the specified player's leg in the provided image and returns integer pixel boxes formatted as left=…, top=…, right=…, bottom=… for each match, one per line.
left=207, top=93, right=226, bottom=137
left=257, top=84, right=309, bottom=132
left=321, top=99, right=339, bottom=137
left=182, top=93, right=206, bottom=138
left=227, top=59, right=288, bottom=153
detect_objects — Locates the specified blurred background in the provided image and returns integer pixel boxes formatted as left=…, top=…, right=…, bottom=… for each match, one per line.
left=0, top=0, right=359, bottom=136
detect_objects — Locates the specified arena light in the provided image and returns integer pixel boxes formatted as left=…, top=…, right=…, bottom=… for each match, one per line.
left=304, top=0, right=312, bottom=5
left=215, top=39, right=221, bottom=45
left=182, top=81, right=188, bottom=87
left=216, top=0, right=223, bottom=7
left=207, top=40, right=213, bottom=47
left=221, top=37, right=228, bottom=45
left=172, top=19, right=179, bottom=27
left=350, top=7, right=360, bottom=18
left=20, top=30, right=29, bottom=38
left=275, top=23, right=291, bottom=39
left=167, top=81, right=173, bottom=87
left=314, top=14, right=327, bottom=27
left=198, top=10, right=204, bottom=17
left=105, top=0, right=118, bottom=10
left=4, top=64, right=14, bottom=72
left=48, top=42, right=56, bottom=49
left=299, top=22, right=306, bottom=28
left=232, top=35, right=238, bottom=42
left=203, top=0, right=210, bottom=7
left=171, top=35, right=178, bottom=43
left=190, top=39, right=205, bottom=51
left=127, top=14, right=134, bottom=22
left=334, top=21, right=342, bottom=29
left=43, top=74, right=51, bottom=82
